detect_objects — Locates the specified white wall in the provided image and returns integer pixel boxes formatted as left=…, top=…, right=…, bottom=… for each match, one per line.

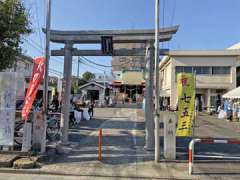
left=113, top=71, right=122, bottom=80
left=172, top=56, right=236, bottom=67
left=160, top=55, right=238, bottom=107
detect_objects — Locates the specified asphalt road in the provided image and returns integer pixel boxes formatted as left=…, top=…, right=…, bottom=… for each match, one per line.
left=2, top=108, right=240, bottom=179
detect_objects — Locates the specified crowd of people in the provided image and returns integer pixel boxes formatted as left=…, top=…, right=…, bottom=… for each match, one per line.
left=218, top=99, right=240, bottom=121
left=49, top=95, right=95, bottom=125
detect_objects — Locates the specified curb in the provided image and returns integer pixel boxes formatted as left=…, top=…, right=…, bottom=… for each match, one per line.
left=0, top=168, right=193, bottom=180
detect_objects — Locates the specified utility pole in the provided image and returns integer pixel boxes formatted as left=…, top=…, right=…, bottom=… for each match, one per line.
left=104, top=71, right=106, bottom=98
left=42, top=0, right=51, bottom=153
left=154, top=0, right=160, bottom=162
left=76, top=57, right=80, bottom=90
left=77, top=57, right=80, bottom=79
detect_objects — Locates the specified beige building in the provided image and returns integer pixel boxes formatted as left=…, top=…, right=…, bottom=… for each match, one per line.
left=111, top=70, right=145, bottom=103
left=111, top=43, right=146, bottom=103
left=159, top=50, right=240, bottom=111
left=111, top=43, right=145, bottom=71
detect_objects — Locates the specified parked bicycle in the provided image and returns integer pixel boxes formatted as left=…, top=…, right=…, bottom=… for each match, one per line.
left=14, top=107, right=60, bottom=146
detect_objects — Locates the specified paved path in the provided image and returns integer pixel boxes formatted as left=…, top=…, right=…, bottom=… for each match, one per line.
left=195, top=113, right=240, bottom=138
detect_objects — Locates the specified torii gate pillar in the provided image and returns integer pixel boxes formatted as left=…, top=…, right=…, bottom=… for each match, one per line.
left=61, top=41, right=73, bottom=144
left=144, top=42, right=155, bottom=150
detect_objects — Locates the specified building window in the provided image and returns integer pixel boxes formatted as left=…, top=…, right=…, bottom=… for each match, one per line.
left=183, top=67, right=192, bottom=73
left=212, top=67, right=230, bottom=75
left=176, top=66, right=230, bottom=75
left=175, top=66, right=184, bottom=73
left=176, top=66, right=193, bottom=74
left=193, top=67, right=211, bottom=75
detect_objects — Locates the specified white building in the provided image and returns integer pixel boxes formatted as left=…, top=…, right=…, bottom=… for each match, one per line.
left=160, top=49, right=240, bottom=111
left=112, top=70, right=122, bottom=81
left=4, top=55, right=33, bottom=101
left=6, top=54, right=33, bottom=77
left=94, top=73, right=114, bottom=85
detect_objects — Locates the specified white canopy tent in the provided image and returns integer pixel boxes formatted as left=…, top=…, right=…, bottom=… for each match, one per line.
left=222, top=87, right=240, bottom=99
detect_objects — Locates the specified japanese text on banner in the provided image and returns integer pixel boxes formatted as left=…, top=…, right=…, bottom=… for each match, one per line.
left=176, top=73, right=195, bottom=136
left=22, top=57, right=45, bottom=120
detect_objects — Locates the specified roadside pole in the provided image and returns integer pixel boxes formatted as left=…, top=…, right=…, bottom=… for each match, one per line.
left=136, top=85, right=138, bottom=104
left=154, top=0, right=160, bottom=162
left=104, top=71, right=106, bottom=98
left=42, top=0, right=51, bottom=153
left=77, top=57, right=80, bottom=78
left=77, top=56, right=80, bottom=85
left=192, top=70, right=197, bottom=137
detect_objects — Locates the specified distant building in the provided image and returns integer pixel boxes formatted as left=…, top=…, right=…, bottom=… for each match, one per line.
left=160, top=49, right=240, bottom=111
left=111, top=43, right=146, bottom=103
left=6, top=54, right=33, bottom=77
left=5, top=55, right=54, bottom=104
left=94, top=73, right=114, bottom=86
left=111, top=70, right=145, bottom=103
left=78, top=81, right=105, bottom=102
left=4, top=55, right=33, bottom=102
left=111, top=43, right=146, bottom=71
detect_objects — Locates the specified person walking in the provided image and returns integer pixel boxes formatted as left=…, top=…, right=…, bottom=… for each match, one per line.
left=88, top=100, right=94, bottom=118
left=51, top=95, right=59, bottom=112
left=195, top=97, right=199, bottom=117
left=163, top=98, right=168, bottom=111
left=227, top=99, right=233, bottom=121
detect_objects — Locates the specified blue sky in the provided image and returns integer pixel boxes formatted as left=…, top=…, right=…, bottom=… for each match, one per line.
left=21, top=0, right=240, bottom=77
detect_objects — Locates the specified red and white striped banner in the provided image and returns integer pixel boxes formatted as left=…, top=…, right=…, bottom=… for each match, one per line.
left=22, top=57, right=45, bottom=121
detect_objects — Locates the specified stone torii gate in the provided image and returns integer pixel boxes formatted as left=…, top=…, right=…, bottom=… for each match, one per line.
left=46, top=26, right=178, bottom=145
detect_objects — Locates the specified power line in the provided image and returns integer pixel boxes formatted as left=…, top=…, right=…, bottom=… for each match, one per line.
left=49, top=70, right=62, bottom=77
left=169, top=0, right=177, bottom=49
left=81, top=56, right=112, bottom=68
left=162, top=0, right=165, bottom=49
left=23, top=37, right=64, bottom=65
left=79, top=58, right=106, bottom=72
left=49, top=68, right=62, bottom=75
left=170, top=0, right=177, bottom=26
left=34, top=0, right=44, bottom=54
left=23, top=37, right=43, bottom=54
left=162, top=0, right=165, bottom=28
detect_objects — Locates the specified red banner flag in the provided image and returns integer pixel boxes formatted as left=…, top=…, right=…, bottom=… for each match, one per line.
left=22, top=57, right=45, bottom=121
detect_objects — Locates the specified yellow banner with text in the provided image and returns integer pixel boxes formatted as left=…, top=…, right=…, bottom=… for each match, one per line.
left=176, top=73, right=195, bottom=136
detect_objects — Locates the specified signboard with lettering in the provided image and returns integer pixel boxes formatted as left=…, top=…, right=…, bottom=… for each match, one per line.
left=163, top=112, right=177, bottom=160
left=0, top=72, right=17, bottom=146
left=176, top=73, right=195, bottom=136
left=101, top=36, right=113, bottom=55
left=32, top=111, right=44, bottom=151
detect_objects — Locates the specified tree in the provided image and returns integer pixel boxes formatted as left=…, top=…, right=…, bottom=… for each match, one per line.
left=0, top=0, right=31, bottom=71
left=82, top=71, right=95, bottom=81
left=78, top=78, right=87, bottom=86
left=71, top=77, right=87, bottom=94
left=71, top=78, right=78, bottom=94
